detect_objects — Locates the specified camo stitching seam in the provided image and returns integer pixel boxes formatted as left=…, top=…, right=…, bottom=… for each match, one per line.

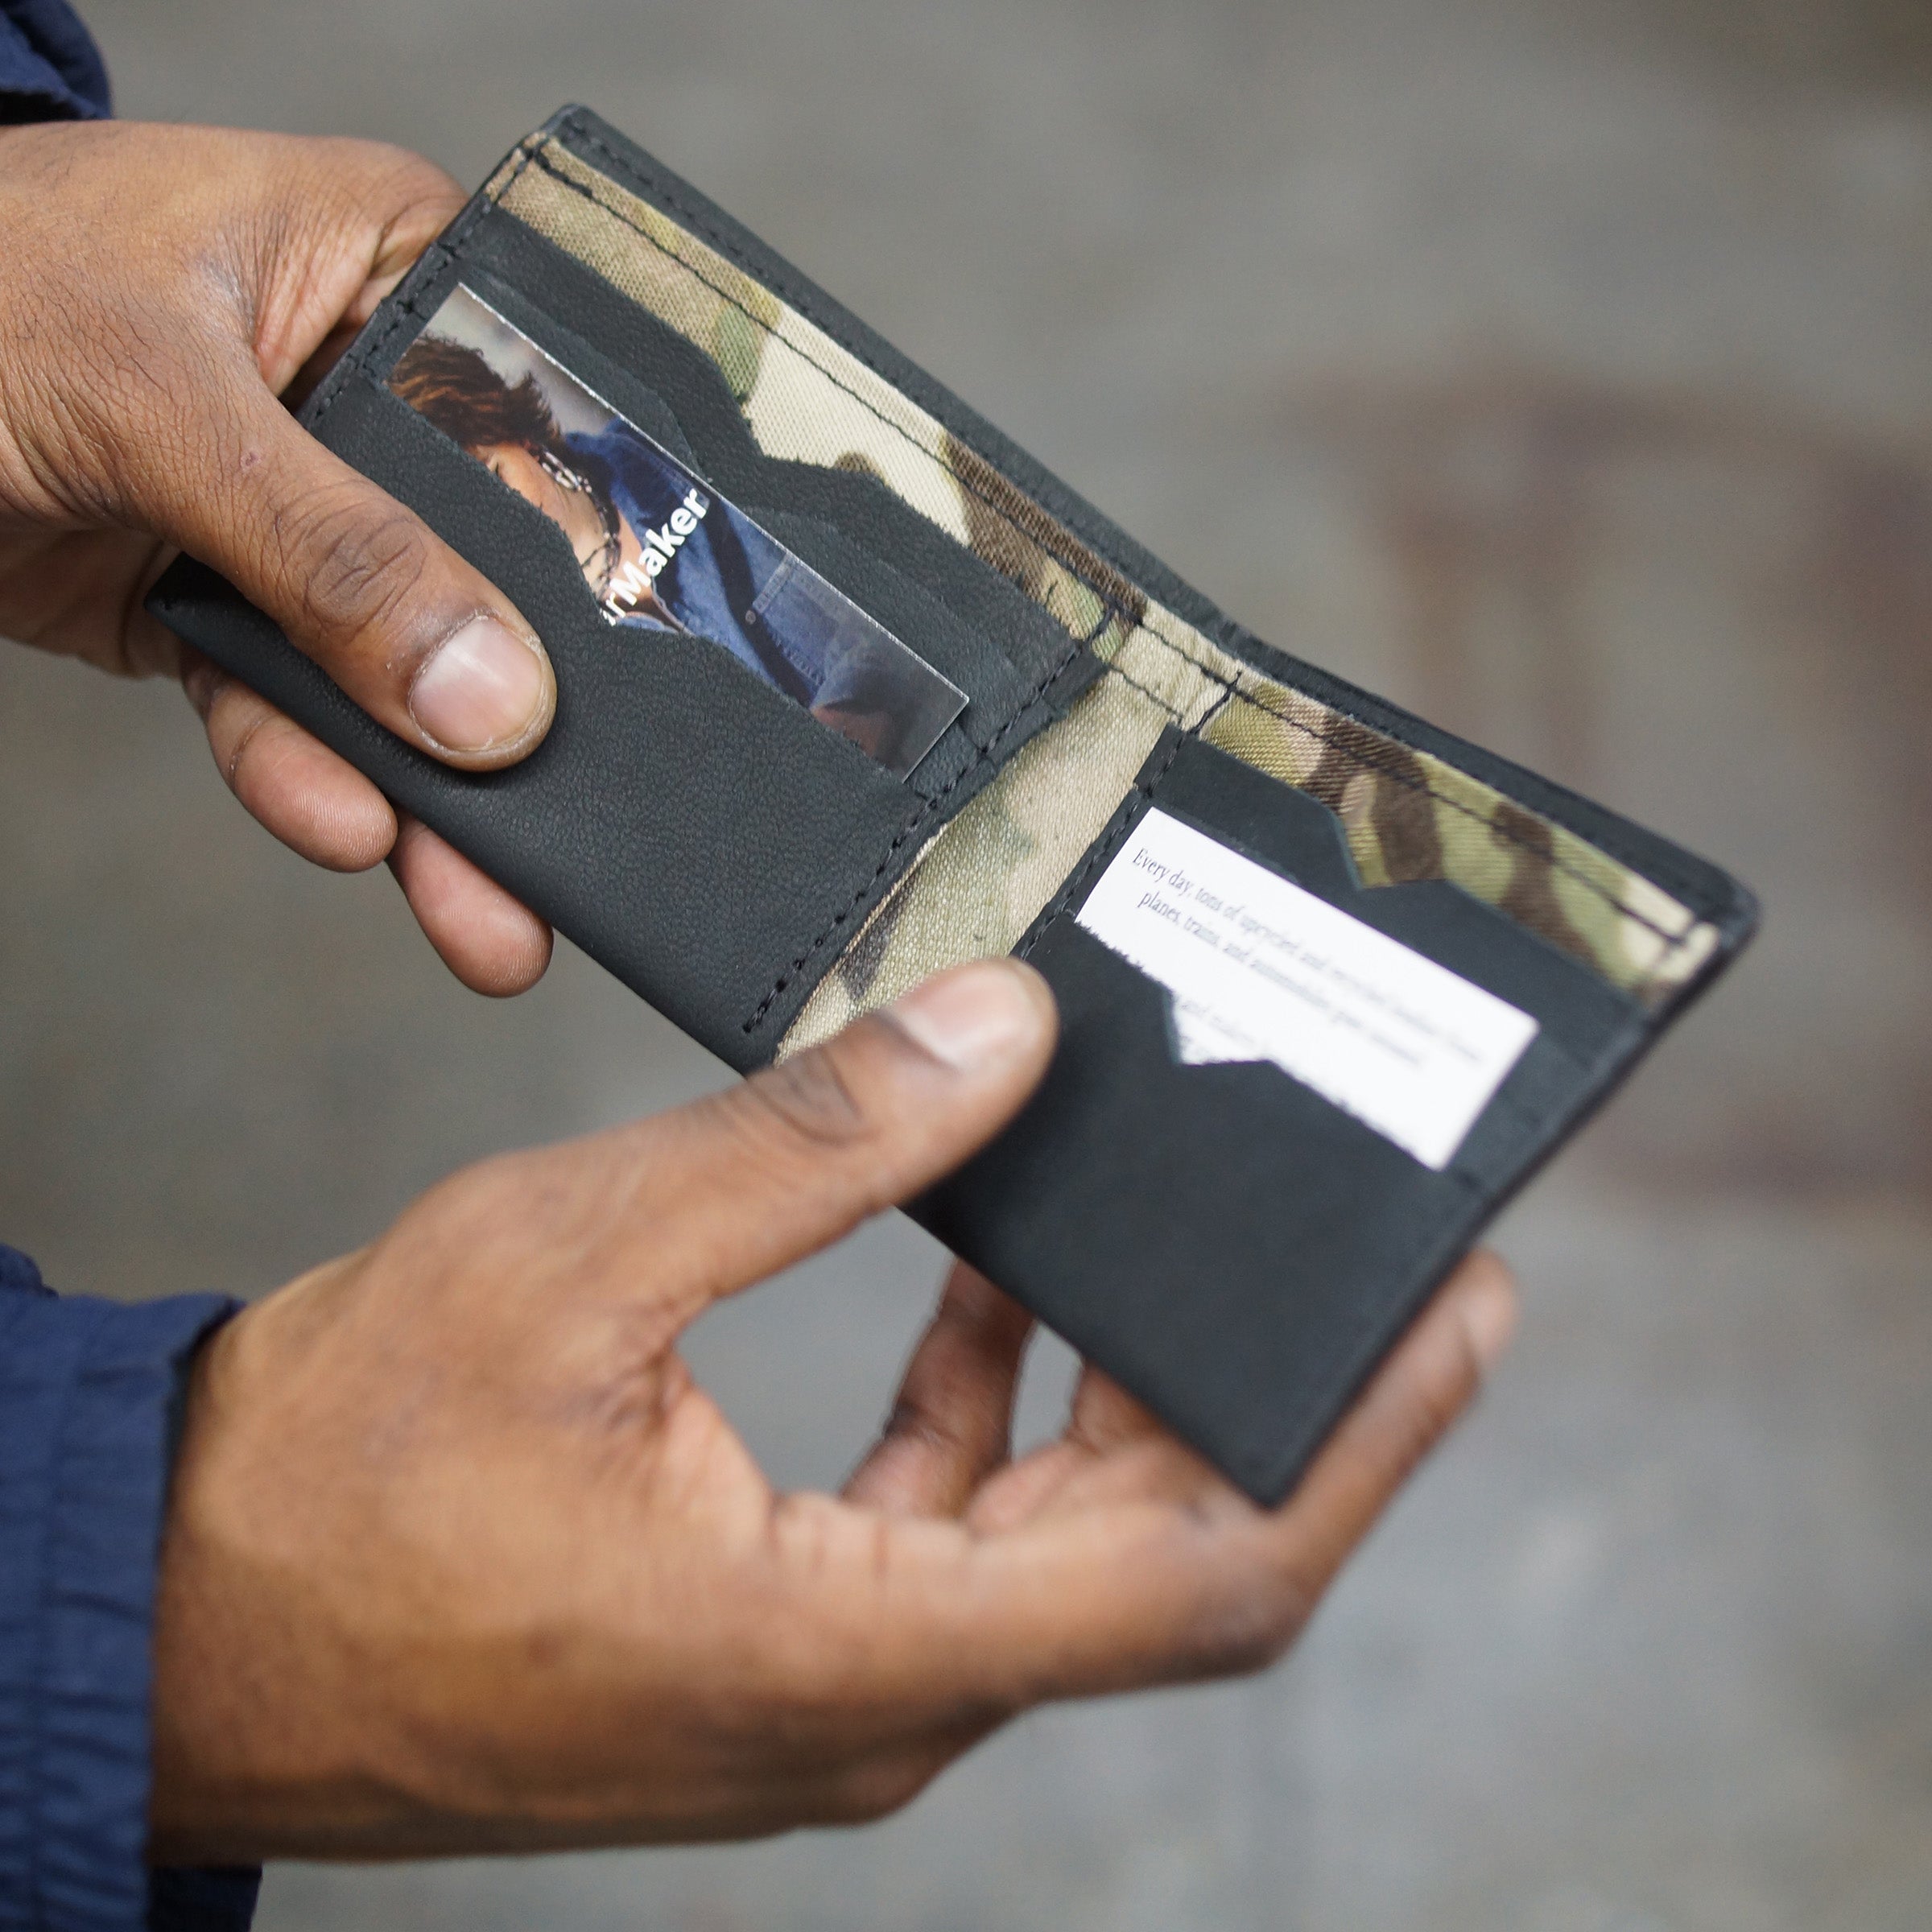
left=506, top=135, right=1711, bottom=967
left=1065, top=651, right=1700, bottom=981
left=736, top=604, right=1112, bottom=1037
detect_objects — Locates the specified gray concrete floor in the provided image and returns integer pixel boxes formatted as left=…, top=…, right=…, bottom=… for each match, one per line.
left=4, top=0, right=1930, bottom=1925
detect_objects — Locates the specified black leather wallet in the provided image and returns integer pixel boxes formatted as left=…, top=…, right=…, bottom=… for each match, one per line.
left=150, top=107, right=1757, bottom=1503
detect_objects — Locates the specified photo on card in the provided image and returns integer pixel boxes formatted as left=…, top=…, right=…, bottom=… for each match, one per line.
left=387, top=284, right=966, bottom=778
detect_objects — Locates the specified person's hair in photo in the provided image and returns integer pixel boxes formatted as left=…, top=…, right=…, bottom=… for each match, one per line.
left=388, top=334, right=564, bottom=460
left=390, top=331, right=628, bottom=600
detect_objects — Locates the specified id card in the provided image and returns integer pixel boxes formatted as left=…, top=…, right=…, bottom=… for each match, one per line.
left=390, top=284, right=967, bottom=778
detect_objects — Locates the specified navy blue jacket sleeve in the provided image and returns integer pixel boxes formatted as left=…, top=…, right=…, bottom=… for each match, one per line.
left=0, top=0, right=109, bottom=121
left=6, top=15, right=262, bottom=1932
left=0, top=1247, right=260, bottom=1932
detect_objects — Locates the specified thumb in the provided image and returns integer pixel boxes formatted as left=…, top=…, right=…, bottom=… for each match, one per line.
left=583, top=960, right=1058, bottom=1326
left=151, top=362, right=555, bottom=769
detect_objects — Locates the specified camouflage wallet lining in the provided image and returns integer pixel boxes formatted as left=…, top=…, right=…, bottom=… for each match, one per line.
left=482, top=122, right=1724, bottom=1046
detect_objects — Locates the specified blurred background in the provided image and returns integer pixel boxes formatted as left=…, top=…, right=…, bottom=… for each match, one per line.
left=3, top=0, right=1930, bottom=1925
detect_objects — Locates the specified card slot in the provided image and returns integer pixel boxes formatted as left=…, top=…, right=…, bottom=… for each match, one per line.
left=410, top=220, right=1088, bottom=708
left=1013, top=731, right=1644, bottom=1192
left=727, top=506, right=1035, bottom=741
left=915, top=919, right=1480, bottom=1505
left=354, top=243, right=1082, bottom=791
left=1131, top=733, right=1642, bottom=1067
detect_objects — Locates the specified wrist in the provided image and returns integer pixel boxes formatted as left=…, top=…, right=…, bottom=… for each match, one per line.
left=146, top=1278, right=444, bottom=1864
left=147, top=1304, right=326, bottom=1864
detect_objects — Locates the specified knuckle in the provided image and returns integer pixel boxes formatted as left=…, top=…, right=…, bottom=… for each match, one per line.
left=736, top=1046, right=875, bottom=1155
left=178, top=652, right=224, bottom=720
left=549, top=1314, right=690, bottom=1441
left=1377, top=1348, right=1478, bottom=1486
left=203, top=680, right=275, bottom=786
left=308, top=142, right=463, bottom=256
left=881, top=1391, right=964, bottom=1459
left=824, top=1754, right=939, bottom=1827
left=390, top=151, right=466, bottom=221
left=358, top=138, right=462, bottom=205
left=282, top=487, right=434, bottom=647
left=1184, top=1579, right=1313, bottom=1680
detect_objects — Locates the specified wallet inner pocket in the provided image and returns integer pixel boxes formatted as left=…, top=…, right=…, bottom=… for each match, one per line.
left=914, top=737, right=1646, bottom=1501
left=1034, top=733, right=1644, bottom=1191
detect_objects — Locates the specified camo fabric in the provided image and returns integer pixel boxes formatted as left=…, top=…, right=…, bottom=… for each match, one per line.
left=483, top=130, right=1721, bottom=1045
left=783, top=642, right=1220, bottom=1053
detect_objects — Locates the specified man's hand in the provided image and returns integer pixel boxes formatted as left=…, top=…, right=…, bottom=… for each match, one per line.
left=0, top=121, right=555, bottom=994
left=149, top=959, right=1516, bottom=1862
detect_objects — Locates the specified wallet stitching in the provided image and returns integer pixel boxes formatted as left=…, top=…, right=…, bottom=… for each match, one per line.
left=1212, top=689, right=1700, bottom=971
left=739, top=646, right=1083, bottom=1036
left=1017, top=734, right=1188, bottom=960
left=736, top=582, right=1119, bottom=1034
left=515, top=140, right=1712, bottom=968
left=1105, top=636, right=1696, bottom=961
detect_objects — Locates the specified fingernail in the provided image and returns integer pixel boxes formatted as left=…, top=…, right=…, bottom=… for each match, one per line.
left=888, top=962, right=1051, bottom=1074
left=1460, top=1270, right=1517, bottom=1370
left=407, top=615, right=549, bottom=754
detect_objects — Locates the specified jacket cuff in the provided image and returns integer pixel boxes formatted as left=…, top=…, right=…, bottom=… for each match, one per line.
left=1, top=1249, right=257, bottom=1930
left=0, top=0, right=112, bottom=121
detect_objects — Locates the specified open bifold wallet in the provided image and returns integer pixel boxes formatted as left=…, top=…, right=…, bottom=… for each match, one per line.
left=151, top=107, right=1757, bottom=1503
